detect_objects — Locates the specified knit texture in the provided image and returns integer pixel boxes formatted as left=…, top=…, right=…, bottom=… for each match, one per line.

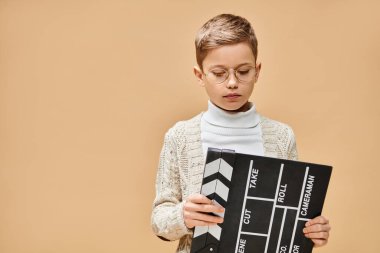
left=151, top=112, right=298, bottom=253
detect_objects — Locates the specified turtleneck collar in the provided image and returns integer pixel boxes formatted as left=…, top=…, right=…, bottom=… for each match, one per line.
left=203, top=100, right=260, bottom=129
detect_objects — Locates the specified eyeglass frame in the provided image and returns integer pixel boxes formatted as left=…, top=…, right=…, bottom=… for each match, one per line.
left=202, top=64, right=258, bottom=84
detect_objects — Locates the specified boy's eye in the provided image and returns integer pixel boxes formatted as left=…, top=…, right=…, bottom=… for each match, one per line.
left=211, top=70, right=227, bottom=77
left=237, top=69, right=251, bottom=75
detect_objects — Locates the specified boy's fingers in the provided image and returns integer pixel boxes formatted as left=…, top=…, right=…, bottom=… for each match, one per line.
left=304, top=231, right=329, bottom=240
left=184, top=211, right=224, bottom=224
left=303, top=224, right=331, bottom=233
left=187, top=193, right=213, bottom=204
left=305, top=216, right=329, bottom=226
left=184, top=201, right=224, bottom=213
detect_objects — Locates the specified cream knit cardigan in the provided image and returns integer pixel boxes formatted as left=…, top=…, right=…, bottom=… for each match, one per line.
left=151, top=113, right=298, bottom=253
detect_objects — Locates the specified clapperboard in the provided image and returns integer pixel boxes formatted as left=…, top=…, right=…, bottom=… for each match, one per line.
left=190, top=148, right=332, bottom=253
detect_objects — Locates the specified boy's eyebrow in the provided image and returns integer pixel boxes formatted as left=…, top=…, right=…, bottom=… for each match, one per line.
left=208, top=62, right=255, bottom=69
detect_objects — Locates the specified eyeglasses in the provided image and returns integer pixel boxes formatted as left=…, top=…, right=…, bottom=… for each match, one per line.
left=203, top=65, right=256, bottom=84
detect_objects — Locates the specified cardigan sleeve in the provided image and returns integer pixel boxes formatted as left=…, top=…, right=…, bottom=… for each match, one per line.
left=286, top=127, right=298, bottom=161
left=151, top=128, right=191, bottom=241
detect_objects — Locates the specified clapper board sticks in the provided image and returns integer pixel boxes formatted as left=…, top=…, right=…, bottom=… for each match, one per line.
left=190, top=148, right=332, bottom=253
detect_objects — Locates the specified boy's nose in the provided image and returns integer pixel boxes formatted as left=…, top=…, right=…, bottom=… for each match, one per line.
left=226, top=70, right=238, bottom=88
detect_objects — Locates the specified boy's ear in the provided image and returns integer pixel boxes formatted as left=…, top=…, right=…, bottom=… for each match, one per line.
left=254, top=62, right=262, bottom=83
left=193, top=66, right=205, bottom=87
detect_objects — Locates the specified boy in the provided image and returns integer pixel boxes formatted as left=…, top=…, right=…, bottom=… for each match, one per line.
left=151, top=14, right=330, bottom=253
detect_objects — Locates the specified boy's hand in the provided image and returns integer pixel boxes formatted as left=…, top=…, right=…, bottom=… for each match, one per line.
left=303, top=216, right=331, bottom=247
left=183, top=193, right=224, bottom=228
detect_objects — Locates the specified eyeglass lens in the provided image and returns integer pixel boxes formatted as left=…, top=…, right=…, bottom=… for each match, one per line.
left=206, top=66, right=255, bottom=84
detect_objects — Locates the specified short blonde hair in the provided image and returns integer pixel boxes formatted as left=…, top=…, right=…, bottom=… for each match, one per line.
left=195, top=14, right=258, bottom=70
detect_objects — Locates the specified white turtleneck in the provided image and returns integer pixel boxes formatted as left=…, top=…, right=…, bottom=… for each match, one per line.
left=200, top=100, right=264, bottom=156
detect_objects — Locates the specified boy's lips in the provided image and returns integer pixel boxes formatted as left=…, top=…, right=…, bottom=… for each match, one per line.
left=224, top=93, right=241, bottom=98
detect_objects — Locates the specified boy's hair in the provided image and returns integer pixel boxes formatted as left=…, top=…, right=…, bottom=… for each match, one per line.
left=195, top=14, right=258, bottom=70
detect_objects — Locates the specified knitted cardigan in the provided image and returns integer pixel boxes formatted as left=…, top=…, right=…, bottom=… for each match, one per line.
left=151, top=113, right=298, bottom=253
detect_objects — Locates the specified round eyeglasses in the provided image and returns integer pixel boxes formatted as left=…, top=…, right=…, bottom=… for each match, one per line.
left=203, top=66, right=256, bottom=84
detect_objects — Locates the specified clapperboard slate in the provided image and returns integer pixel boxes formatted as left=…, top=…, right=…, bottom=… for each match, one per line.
left=190, top=148, right=332, bottom=253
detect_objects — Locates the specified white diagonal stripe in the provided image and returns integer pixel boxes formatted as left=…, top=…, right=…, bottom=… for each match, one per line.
left=215, top=180, right=229, bottom=202
left=219, top=159, right=233, bottom=181
left=208, top=225, right=222, bottom=240
left=201, top=179, right=230, bottom=202
left=193, top=226, right=208, bottom=238
left=203, top=158, right=221, bottom=178
left=201, top=180, right=217, bottom=196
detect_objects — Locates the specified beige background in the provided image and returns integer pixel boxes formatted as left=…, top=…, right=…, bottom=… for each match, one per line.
left=1, top=0, right=379, bottom=252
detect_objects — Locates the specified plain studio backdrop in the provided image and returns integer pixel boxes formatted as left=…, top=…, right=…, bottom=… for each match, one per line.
left=1, top=0, right=379, bottom=252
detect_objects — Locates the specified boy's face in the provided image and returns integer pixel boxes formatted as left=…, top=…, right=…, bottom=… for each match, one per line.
left=194, top=42, right=261, bottom=112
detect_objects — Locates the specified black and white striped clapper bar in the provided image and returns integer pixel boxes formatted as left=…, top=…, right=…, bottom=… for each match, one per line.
left=191, top=148, right=236, bottom=253
left=190, top=148, right=332, bottom=253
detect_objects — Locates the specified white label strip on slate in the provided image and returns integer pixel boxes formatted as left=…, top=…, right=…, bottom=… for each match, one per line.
left=298, top=217, right=311, bottom=222
left=240, top=231, right=268, bottom=237
left=276, top=206, right=298, bottom=210
left=288, top=166, right=310, bottom=253
left=275, top=208, right=287, bottom=253
left=264, top=163, right=284, bottom=253
left=234, top=160, right=254, bottom=253
left=246, top=196, right=274, bottom=202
